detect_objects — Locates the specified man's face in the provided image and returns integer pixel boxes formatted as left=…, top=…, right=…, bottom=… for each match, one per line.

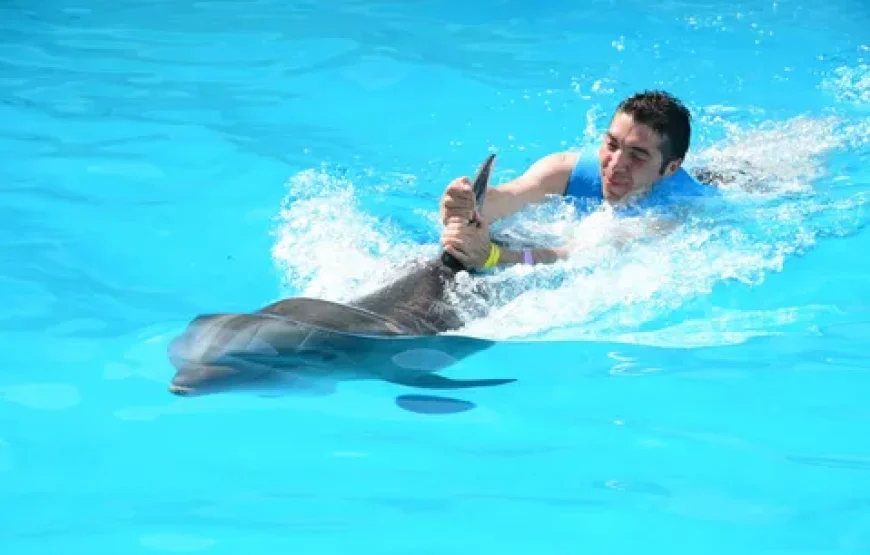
left=597, top=111, right=681, bottom=202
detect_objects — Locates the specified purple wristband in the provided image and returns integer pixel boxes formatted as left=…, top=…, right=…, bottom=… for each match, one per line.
left=522, top=248, right=534, bottom=265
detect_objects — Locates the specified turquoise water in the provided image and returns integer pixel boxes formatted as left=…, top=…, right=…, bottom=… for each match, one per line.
left=2, top=0, right=870, bottom=552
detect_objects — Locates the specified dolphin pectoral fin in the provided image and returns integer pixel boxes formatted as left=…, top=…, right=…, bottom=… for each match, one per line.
left=386, top=374, right=517, bottom=390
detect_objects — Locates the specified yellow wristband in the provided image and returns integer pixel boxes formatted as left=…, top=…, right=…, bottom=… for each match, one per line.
left=482, top=243, right=501, bottom=269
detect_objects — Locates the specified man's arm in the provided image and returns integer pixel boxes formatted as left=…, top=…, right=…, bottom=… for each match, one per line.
left=439, top=151, right=582, bottom=268
left=493, top=214, right=680, bottom=267
left=479, top=152, right=579, bottom=224
left=495, top=244, right=572, bottom=265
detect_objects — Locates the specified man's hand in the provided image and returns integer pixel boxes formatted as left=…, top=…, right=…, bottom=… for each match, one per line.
left=440, top=213, right=493, bottom=270
left=439, top=176, right=476, bottom=225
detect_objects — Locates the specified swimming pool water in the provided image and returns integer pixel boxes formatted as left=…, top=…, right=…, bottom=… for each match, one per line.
left=2, top=0, right=869, bottom=553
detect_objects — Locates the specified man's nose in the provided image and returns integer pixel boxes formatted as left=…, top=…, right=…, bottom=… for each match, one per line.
left=609, top=148, right=628, bottom=170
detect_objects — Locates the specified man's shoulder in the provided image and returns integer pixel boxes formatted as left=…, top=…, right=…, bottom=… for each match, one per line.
left=528, top=150, right=581, bottom=173
left=665, top=166, right=720, bottom=198
left=635, top=164, right=721, bottom=215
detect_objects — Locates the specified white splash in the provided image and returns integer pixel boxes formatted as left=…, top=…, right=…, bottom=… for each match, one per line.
left=821, top=63, right=870, bottom=107
left=269, top=114, right=869, bottom=347
left=270, top=168, right=434, bottom=302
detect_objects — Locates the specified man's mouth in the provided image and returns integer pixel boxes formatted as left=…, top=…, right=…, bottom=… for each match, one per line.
left=605, top=175, right=630, bottom=189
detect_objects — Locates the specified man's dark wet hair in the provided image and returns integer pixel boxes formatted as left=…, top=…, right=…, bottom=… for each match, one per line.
left=615, top=90, right=692, bottom=173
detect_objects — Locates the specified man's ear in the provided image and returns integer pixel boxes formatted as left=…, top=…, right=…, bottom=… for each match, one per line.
left=662, top=158, right=683, bottom=178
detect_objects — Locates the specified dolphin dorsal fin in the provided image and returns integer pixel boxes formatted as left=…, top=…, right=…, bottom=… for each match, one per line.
left=440, top=154, right=496, bottom=272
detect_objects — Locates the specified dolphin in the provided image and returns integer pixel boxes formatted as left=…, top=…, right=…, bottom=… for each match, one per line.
left=167, top=154, right=514, bottom=396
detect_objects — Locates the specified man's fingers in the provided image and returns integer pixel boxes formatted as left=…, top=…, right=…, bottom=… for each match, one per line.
left=448, top=176, right=471, bottom=189
left=443, top=245, right=469, bottom=265
left=442, top=234, right=469, bottom=254
left=443, top=219, right=470, bottom=236
left=447, top=178, right=473, bottom=197
left=440, top=230, right=462, bottom=246
left=445, top=183, right=470, bottom=201
left=445, top=193, right=473, bottom=206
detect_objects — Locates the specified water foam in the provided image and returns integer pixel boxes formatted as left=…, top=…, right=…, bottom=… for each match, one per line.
left=270, top=167, right=439, bottom=302
left=270, top=114, right=869, bottom=346
left=820, top=46, right=869, bottom=109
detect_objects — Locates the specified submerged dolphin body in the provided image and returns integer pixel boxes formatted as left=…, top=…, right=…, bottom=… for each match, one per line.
left=167, top=154, right=514, bottom=396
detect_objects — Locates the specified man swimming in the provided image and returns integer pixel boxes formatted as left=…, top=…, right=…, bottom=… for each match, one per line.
left=439, top=90, right=714, bottom=270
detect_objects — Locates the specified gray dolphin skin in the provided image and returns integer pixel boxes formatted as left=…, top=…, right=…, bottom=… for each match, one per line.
left=167, top=154, right=515, bottom=396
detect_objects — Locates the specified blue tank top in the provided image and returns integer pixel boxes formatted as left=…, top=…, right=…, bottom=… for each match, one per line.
left=563, top=152, right=715, bottom=216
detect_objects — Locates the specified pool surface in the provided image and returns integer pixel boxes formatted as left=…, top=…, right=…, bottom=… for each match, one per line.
left=2, top=0, right=870, bottom=553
